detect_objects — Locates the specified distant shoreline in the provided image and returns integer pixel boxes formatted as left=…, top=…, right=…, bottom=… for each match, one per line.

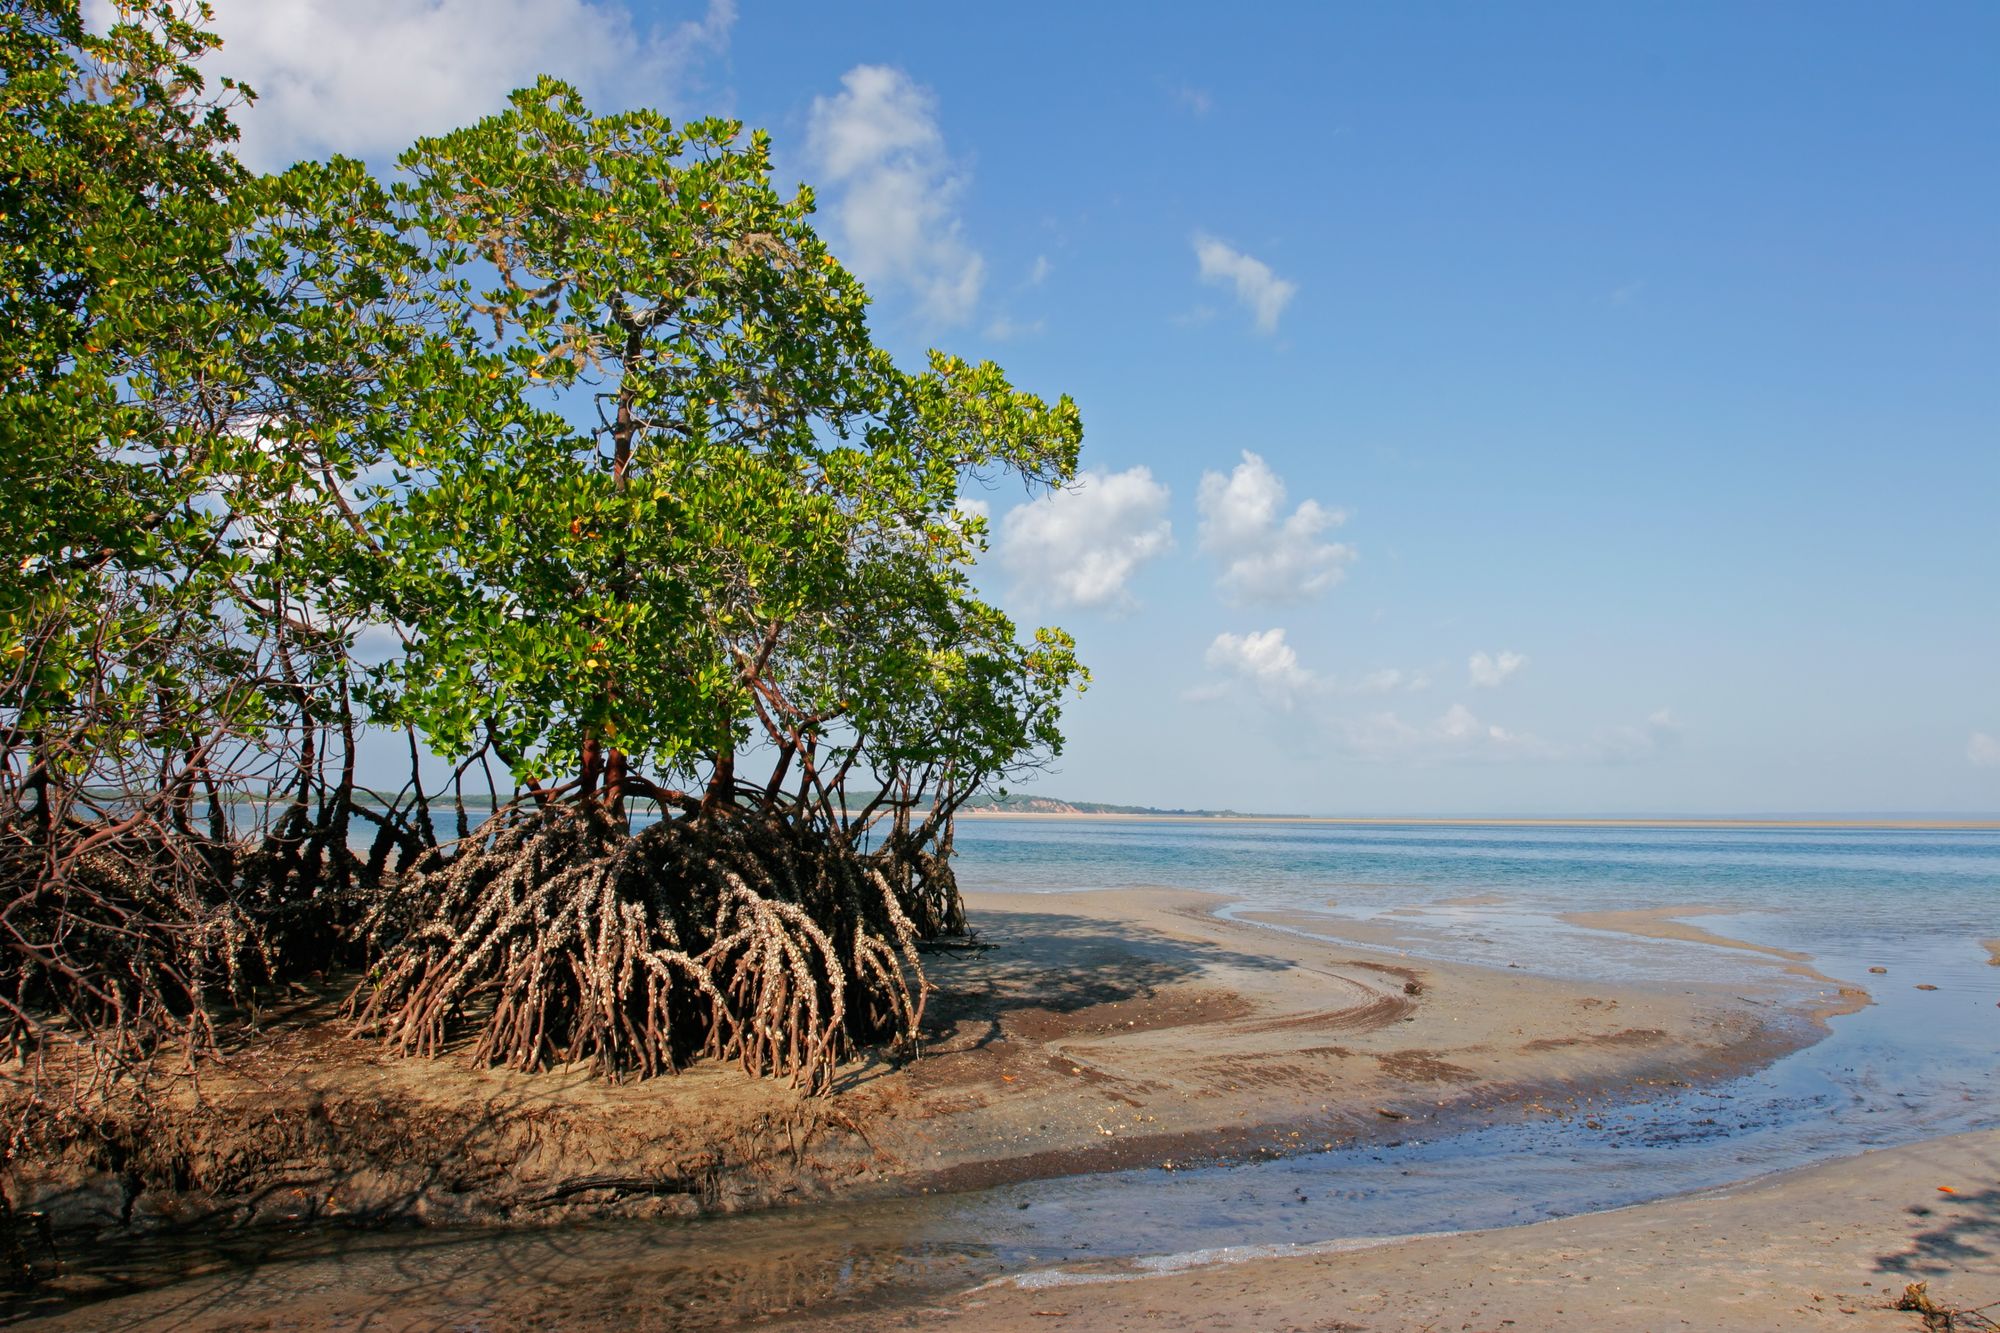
left=957, top=810, right=2000, bottom=831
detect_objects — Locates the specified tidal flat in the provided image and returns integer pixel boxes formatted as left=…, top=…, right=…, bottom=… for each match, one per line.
left=14, top=820, right=1999, bottom=1329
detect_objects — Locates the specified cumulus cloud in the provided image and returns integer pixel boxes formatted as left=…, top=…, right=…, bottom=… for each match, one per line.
left=1970, top=732, right=2000, bottom=767
left=1196, top=451, right=1355, bottom=603
left=141, top=0, right=734, bottom=170
left=1192, top=233, right=1296, bottom=334
left=1434, top=704, right=1534, bottom=751
left=1195, top=636, right=1668, bottom=766
left=997, top=467, right=1173, bottom=610
left=349, top=620, right=410, bottom=668
left=1204, top=629, right=1316, bottom=707
left=1468, top=650, right=1528, bottom=688
left=1194, top=632, right=1438, bottom=710
left=807, top=65, right=984, bottom=324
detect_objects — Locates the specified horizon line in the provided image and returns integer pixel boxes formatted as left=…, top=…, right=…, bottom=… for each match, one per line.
left=958, top=810, right=2000, bottom=831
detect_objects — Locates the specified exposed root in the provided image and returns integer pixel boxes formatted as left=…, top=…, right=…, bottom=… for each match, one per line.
left=0, top=775, right=426, bottom=1132
left=352, top=803, right=934, bottom=1092
left=0, top=820, right=263, bottom=1097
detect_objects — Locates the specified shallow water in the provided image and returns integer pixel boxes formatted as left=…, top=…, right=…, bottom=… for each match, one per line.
left=23, top=820, right=2000, bottom=1329
left=959, top=820, right=2000, bottom=979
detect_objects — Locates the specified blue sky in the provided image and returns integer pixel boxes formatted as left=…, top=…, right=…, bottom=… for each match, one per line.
left=185, top=1, right=1998, bottom=814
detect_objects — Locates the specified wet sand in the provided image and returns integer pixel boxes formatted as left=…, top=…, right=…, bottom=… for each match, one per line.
left=809, top=1127, right=2000, bottom=1332
left=12, top=889, right=1818, bottom=1241
left=10, top=889, right=1850, bottom=1328
left=1560, top=905, right=1874, bottom=1021
left=881, top=890, right=1820, bottom=1194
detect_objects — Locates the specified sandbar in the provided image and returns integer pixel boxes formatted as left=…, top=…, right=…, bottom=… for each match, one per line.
left=1561, top=904, right=1873, bottom=1021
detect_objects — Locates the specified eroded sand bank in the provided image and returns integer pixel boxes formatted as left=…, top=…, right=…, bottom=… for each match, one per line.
left=15, top=889, right=1818, bottom=1238
left=11, top=888, right=1849, bottom=1327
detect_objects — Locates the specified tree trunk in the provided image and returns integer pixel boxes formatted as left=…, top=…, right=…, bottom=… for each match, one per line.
left=701, top=750, right=735, bottom=817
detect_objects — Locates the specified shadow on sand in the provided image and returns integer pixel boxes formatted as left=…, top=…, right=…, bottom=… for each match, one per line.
left=5, top=903, right=1291, bottom=1330
left=914, top=906, right=1288, bottom=1039
left=1874, top=1135, right=2000, bottom=1324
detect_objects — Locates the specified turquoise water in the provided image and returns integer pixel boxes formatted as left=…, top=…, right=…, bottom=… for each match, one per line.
left=28, top=819, right=2000, bottom=1329
left=952, top=818, right=2000, bottom=1175
left=954, top=819, right=2000, bottom=983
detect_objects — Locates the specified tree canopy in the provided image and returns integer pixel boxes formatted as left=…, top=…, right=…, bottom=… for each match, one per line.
left=0, top=1, right=1086, bottom=1095
left=356, top=79, right=1084, bottom=815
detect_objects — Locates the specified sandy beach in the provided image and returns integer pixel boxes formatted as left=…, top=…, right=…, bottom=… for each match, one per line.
left=11, top=889, right=1819, bottom=1237
left=803, top=1126, right=2000, bottom=1332
left=872, top=888, right=1842, bottom=1194
left=12, top=885, right=1918, bottom=1329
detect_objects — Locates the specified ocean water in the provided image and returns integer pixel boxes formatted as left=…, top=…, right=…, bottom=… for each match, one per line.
left=34, top=819, right=2000, bottom=1329
left=934, top=818, right=2000, bottom=1252
left=934, top=819, right=1999, bottom=1242
left=954, top=818, right=2000, bottom=988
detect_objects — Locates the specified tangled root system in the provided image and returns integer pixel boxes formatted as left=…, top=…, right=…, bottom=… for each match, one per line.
left=0, top=820, right=262, bottom=1074
left=352, top=803, right=931, bottom=1092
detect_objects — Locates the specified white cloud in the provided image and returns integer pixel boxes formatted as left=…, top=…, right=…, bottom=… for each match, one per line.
left=997, top=467, right=1173, bottom=610
left=148, top=0, right=734, bottom=170
left=1591, top=709, right=1683, bottom=763
left=985, top=315, right=1045, bottom=340
left=1468, top=649, right=1528, bottom=688
left=1195, top=633, right=1674, bottom=768
left=1205, top=629, right=1315, bottom=707
left=1354, top=704, right=1676, bottom=765
left=1351, top=667, right=1430, bottom=695
left=1435, top=704, right=1519, bottom=746
left=1325, top=704, right=1554, bottom=764
left=1192, top=233, right=1296, bottom=334
left=1198, top=644, right=1667, bottom=766
left=807, top=65, right=984, bottom=324
left=950, top=496, right=991, bottom=548
left=1194, top=632, right=1438, bottom=709
left=1197, top=451, right=1355, bottom=603
left=1173, top=85, right=1214, bottom=116
left=1028, top=255, right=1052, bottom=286
left=1970, top=732, right=2000, bottom=767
